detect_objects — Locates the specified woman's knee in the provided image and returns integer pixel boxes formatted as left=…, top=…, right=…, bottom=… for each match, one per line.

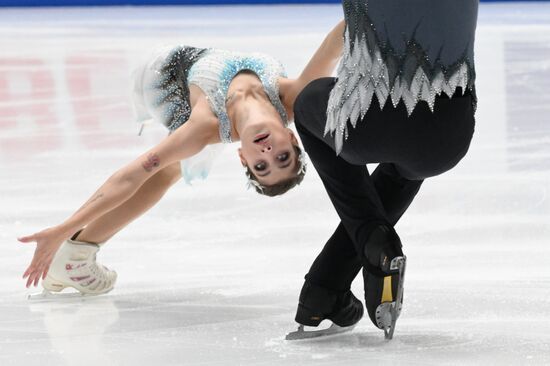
left=154, top=162, right=181, bottom=187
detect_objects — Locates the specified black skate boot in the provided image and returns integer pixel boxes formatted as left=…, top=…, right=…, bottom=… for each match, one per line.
left=286, top=281, right=364, bottom=340
left=362, top=225, right=407, bottom=340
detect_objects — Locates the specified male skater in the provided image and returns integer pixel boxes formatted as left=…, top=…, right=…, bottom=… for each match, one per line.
left=287, top=0, right=479, bottom=340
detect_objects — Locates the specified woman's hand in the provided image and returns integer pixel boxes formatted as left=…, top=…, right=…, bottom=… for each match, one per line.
left=18, top=226, right=69, bottom=288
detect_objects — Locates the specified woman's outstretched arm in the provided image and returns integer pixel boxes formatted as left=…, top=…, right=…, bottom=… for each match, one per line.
left=18, top=106, right=216, bottom=288
left=281, top=20, right=345, bottom=115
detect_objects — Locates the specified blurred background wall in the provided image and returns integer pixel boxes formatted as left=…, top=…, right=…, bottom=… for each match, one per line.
left=0, top=0, right=545, bottom=8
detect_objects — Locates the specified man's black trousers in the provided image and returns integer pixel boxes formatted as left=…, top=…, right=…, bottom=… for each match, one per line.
left=293, top=77, right=476, bottom=292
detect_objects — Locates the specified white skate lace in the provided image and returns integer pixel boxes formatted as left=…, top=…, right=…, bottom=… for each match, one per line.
left=65, top=254, right=114, bottom=292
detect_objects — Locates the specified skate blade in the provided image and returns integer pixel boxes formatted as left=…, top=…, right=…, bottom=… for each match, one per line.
left=27, top=289, right=108, bottom=301
left=285, top=323, right=355, bottom=341
left=384, top=256, right=407, bottom=340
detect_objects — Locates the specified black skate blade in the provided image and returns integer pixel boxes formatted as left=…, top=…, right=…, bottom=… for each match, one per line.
left=285, top=323, right=355, bottom=341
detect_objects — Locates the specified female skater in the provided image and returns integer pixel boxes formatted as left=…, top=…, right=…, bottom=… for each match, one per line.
left=18, top=21, right=347, bottom=296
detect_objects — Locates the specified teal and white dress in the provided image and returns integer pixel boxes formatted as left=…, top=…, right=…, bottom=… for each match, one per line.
left=131, top=45, right=288, bottom=183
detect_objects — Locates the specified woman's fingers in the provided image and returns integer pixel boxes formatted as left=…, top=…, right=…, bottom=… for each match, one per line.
left=18, top=234, right=37, bottom=243
left=20, top=229, right=62, bottom=288
left=25, top=267, right=36, bottom=286
left=23, top=260, right=41, bottom=282
left=28, top=271, right=41, bottom=288
left=36, top=262, right=48, bottom=283
left=26, top=273, right=35, bottom=288
left=42, top=269, right=49, bottom=280
left=23, top=265, right=30, bottom=279
left=24, top=254, right=54, bottom=286
left=23, top=259, right=38, bottom=279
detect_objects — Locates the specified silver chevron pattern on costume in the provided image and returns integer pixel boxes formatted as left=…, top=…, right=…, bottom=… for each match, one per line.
left=325, top=0, right=478, bottom=155
left=325, top=29, right=471, bottom=154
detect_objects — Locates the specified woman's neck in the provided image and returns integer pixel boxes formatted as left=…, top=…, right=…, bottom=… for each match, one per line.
left=226, top=73, right=272, bottom=140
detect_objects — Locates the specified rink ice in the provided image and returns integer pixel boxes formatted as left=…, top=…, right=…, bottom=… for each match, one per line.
left=1, top=3, right=550, bottom=365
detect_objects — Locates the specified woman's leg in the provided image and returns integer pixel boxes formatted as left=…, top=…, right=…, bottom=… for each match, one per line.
left=39, top=162, right=181, bottom=295
left=75, top=162, right=181, bottom=244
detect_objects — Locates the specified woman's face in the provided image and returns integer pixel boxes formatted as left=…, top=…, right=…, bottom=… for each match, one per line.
left=238, top=123, right=299, bottom=186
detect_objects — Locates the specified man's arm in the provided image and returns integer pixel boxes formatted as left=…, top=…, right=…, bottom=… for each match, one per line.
left=297, top=20, right=345, bottom=85
left=281, top=20, right=345, bottom=117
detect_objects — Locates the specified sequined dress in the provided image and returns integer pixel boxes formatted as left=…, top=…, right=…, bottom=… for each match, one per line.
left=327, top=0, right=479, bottom=154
left=131, top=45, right=288, bottom=183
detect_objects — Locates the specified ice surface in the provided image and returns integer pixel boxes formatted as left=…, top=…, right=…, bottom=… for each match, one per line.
left=1, top=3, right=550, bottom=365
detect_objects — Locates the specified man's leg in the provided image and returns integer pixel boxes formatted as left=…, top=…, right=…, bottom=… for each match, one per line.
left=305, top=163, right=423, bottom=293
left=294, top=78, right=401, bottom=259
left=295, top=108, right=406, bottom=333
left=371, top=163, right=424, bottom=225
left=296, top=124, right=389, bottom=251
left=305, top=222, right=361, bottom=292
left=293, top=78, right=410, bottom=333
left=295, top=78, right=423, bottom=289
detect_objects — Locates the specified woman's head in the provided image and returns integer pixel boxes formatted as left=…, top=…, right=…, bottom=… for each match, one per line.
left=238, top=125, right=306, bottom=197
left=230, top=73, right=306, bottom=196
left=244, top=144, right=306, bottom=197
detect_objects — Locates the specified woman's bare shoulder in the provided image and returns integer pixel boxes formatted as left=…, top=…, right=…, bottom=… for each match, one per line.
left=187, top=85, right=220, bottom=144
left=278, top=77, right=299, bottom=120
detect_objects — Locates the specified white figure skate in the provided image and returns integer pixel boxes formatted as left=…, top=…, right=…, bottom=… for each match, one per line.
left=28, top=238, right=117, bottom=300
